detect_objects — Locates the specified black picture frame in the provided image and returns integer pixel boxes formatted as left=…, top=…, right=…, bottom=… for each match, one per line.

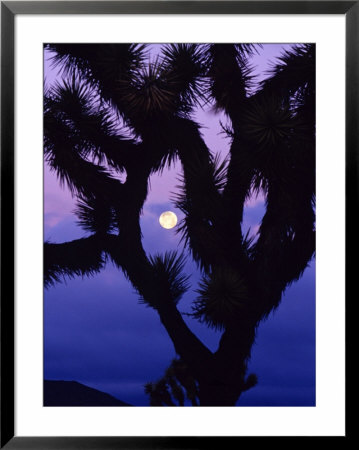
left=1, top=1, right=355, bottom=447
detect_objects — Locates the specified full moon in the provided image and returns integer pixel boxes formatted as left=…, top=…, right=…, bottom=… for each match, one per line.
left=159, top=211, right=178, bottom=229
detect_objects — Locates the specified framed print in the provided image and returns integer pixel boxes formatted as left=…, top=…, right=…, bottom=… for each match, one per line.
left=1, top=1, right=355, bottom=447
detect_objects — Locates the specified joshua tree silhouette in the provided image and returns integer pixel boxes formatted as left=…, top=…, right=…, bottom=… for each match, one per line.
left=44, top=44, right=315, bottom=406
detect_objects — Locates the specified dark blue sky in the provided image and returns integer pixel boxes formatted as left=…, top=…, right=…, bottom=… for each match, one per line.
left=44, top=44, right=315, bottom=406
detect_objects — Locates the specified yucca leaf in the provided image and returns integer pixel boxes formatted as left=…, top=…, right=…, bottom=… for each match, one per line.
left=44, top=236, right=105, bottom=288
left=192, top=267, right=248, bottom=330
left=139, top=251, right=190, bottom=308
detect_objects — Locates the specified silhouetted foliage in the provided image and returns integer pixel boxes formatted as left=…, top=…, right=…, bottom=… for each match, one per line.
left=44, top=43, right=315, bottom=406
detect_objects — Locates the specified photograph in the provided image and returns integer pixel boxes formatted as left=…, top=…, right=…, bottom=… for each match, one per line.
left=43, top=42, right=315, bottom=407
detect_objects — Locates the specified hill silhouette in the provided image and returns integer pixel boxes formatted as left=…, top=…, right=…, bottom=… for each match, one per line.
left=44, top=380, right=131, bottom=406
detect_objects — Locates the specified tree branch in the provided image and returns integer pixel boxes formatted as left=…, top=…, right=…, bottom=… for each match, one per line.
left=104, top=232, right=214, bottom=383
left=252, top=182, right=315, bottom=317
left=44, top=235, right=105, bottom=288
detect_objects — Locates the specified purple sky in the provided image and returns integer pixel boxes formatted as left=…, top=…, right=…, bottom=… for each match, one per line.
left=44, top=44, right=315, bottom=406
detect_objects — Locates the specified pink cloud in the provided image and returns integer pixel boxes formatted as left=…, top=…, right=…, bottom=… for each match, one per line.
left=45, top=213, right=66, bottom=228
left=44, top=165, right=76, bottom=230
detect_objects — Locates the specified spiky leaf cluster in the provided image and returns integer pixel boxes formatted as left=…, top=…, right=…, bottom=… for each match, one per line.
left=44, top=236, right=105, bottom=288
left=46, top=43, right=148, bottom=111
left=161, top=44, right=207, bottom=114
left=192, top=267, right=249, bottom=330
left=74, top=197, right=118, bottom=234
left=138, top=252, right=190, bottom=308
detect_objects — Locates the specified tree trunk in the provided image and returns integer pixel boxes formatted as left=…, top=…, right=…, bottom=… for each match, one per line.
left=196, top=318, right=258, bottom=406
left=198, top=382, right=243, bottom=406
